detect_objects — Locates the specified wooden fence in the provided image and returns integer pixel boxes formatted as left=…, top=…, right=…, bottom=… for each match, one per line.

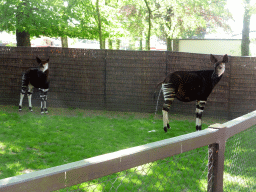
left=0, top=109, right=255, bottom=191
left=1, top=46, right=256, bottom=119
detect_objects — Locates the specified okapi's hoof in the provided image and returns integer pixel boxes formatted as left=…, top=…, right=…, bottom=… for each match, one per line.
left=19, top=106, right=22, bottom=111
left=167, top=123, right=170, bottom=129
left=44, top=108, right=48, bottom=114
left=29, top=107, right=33, bottom=112
left=164, top=127, right=168, bottom=133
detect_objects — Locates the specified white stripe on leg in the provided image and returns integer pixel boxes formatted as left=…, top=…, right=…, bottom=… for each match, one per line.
left=28, top=84, right=33, bottom=111
left=19, top=93, right=25, bottom=110
left=41, top=101, right=44, bottom=114
left=196, top=118, right=202, bottom=129
left=162, top=110, right=171, bottom=132
left=28, top=94, right=32, bottom=110
left=162, top=110, right=169, bottom=127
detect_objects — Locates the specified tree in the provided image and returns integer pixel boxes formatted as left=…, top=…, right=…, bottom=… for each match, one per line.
left=241, top=0, right=251, bottom=56
left=15, top=0, right=31, bottom=46
left=118, top=0, right=231, bottom=51
left=99, top=0, right=127, bottom=49
left=154, top=0, right=232, bottom=51
left=117, top=1, right=149, bottom=50
left=96, top=0, right=103, bottom=49
left=0, top=0, right=97, bottom=47
left=143, top=0, right=152, bottom=50
left=68, top=0, right=124, bottom=49
left=1, top=0, right=67, bottom=46
left=1, top=0, right=233, bottom=50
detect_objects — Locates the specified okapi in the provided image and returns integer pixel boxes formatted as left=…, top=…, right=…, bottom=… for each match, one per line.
left=19, top=57, right=50, bottom=114
left=159, top=54, right=228, bottom=132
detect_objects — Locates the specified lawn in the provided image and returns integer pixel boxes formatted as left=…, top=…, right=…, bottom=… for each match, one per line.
left=223, top=125, right=256, bottom=192
left=1, top=105, right=248, bottom=192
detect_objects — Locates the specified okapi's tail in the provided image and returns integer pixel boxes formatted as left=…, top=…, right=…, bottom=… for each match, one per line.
left=153, top=81, right=163, bottom=100
left=153, top=81, right=163, bottom=115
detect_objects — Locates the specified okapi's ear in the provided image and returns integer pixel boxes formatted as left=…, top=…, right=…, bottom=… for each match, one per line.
left=210, top=54, right=218, bottom=63
left=222, top=54, right=228, bottom=63
left=36, top=57, right=41, bottom=64
left=46, top=58, right=49, bottom=62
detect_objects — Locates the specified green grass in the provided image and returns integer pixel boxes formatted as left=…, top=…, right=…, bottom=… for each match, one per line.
left=223, top=126, right=256, bottom=192
left=67, top=146, right=210, bottom=192
left=0, top=106, right=208, bottom=179
left=1, top=105, right=254, bottom=191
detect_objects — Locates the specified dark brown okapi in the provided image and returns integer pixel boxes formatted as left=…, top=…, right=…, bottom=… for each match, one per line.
left=19, top=57, right=50, bottom=114
left=160, top=54, right=228, bottom=132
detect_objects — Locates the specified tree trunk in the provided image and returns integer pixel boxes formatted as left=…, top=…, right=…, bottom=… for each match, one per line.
left=167, top=37, right=172, bottom=51
left=144, top=0, right=152, bottom=51
left=102, top=38, right=105, bottom=49
left=116, top=39, right=121, bottom=50
left=61, top=36, right=68, bottom=48
left=16, top=30, right=31, bottom=47
left=241, top=0, right=251, bottom=56
left=108, top=39, right=113, bottom=49
left=139, top=38, right=143, bottom=50
left=96, top=0, right=103, bottom=49
left=16, top=0, right=30, bottom=47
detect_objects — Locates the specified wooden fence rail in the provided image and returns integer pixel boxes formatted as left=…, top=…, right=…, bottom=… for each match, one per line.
left=0, top=110, right=256, bottom=192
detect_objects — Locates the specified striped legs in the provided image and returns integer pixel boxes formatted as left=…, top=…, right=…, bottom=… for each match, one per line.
left=161, top=85, right=206, bottom=132
left=19, top=74, right=26, bottom=111
left=19, top=87, right=48, bottom=114
left=196, top=100, right=206, bottom=131
left=28, top=84, right=33, bottom=112
left=19, top=84, right=34, bottom=112
left=39, top=88, right=49, bottom=114
left=162, top=83, right=175, bottom=133
left=19, top=73, right=34, bottom=112
left=19, top=92, right=25, bottom=111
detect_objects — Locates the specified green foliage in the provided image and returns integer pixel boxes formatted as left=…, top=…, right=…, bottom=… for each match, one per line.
left=0, top=0, right=232, bottom=47
left=0, top=0, right=99, bottom=39
left=153, top=0, right=232, bottom=39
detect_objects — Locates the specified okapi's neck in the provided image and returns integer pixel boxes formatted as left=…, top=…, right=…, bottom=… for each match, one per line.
left=45, top=69, right=49, bottom=79
left=211, top=72, right=221, bottom=87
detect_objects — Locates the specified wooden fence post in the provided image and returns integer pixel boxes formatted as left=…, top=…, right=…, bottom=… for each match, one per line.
left=207, top=124, right=227, bottom=192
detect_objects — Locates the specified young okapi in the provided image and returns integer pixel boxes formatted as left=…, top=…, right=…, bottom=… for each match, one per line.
left=19, top=56, right=50, bottom=114
left=160, top=54, right=228, bottom=132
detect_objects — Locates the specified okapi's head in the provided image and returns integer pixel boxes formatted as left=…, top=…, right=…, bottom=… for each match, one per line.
left=36, top=56, right=49, bottom=72
left=210, top=54, right=228, bottom=77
